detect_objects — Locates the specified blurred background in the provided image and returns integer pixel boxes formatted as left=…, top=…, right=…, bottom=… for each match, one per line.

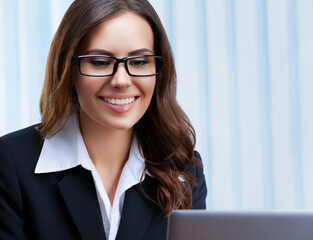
left=0, top=0, right=312, bottom=210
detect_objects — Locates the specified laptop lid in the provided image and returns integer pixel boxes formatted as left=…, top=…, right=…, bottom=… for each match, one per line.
left=167, top=210, right=313, bottom=240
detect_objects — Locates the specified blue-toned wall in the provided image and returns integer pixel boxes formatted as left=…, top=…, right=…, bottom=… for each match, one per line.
left=1, top=0, right=313, bottom=210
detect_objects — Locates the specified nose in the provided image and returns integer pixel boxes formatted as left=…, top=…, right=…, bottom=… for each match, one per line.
left=110, top=63, right=131, bottom=88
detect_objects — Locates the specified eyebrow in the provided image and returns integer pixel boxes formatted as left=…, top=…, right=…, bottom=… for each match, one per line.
left=128, top=48, right=153, bottom=55
left=84, top=48, right=153, bottom=56
left=84, top=49, right=113, bottom=56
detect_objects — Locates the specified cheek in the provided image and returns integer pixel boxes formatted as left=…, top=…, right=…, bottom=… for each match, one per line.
left=74, top=77, right=99, bottom=104
left=142, top=78, right=156, bottom=99
left=75, top=80, right=88, bottom=100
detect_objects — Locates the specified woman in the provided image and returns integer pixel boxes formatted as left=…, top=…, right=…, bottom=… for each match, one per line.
left=0, top=0, right=207, bottom=239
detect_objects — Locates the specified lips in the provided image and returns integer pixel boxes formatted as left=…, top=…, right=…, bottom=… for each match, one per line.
left=98, top=96, right=139, bottom=113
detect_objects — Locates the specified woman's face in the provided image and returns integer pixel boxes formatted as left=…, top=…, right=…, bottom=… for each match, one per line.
left=74, top=12, right=156, bottom=132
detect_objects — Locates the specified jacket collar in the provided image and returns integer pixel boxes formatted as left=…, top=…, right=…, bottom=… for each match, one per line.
left=116, top=175, right=161, bottom=240
left=58, top=166, right=160, bottom=240
left=58, top=166, right=106, bottom=240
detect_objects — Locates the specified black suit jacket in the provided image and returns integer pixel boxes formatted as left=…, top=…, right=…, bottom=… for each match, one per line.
left=0, top=125, right=207, bottom=240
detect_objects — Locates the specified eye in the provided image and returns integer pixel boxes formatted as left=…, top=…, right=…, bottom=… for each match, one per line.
left=129, top=58, right=150, bottom=67
left=88, top=59, right=112, bottom=68
left=82, top=56, right=115, bottom=69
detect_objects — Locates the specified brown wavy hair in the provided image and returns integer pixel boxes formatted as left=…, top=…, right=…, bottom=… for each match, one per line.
left=39, top=0, right=199, bottom=216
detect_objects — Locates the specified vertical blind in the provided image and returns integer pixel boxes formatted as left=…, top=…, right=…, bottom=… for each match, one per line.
left=0, top=0, right=312, bottom=210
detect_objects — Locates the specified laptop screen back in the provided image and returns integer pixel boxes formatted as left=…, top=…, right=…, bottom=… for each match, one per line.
left=167, top=210, right=313, bottom=240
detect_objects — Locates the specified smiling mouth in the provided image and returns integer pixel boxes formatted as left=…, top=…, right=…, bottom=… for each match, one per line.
left=100, top=97, right=136, bottom=106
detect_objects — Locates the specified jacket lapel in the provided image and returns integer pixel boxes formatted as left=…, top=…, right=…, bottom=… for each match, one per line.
left=58, top=166, right=106, bottom=240
left=116, top=175, right=159, bottom=240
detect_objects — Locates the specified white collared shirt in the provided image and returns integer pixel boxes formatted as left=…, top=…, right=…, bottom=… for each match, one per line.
left=35, top=113, right=146, bottom=240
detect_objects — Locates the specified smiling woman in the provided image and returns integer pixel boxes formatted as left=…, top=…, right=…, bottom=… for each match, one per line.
left=0, top=0, right=207, bottom=240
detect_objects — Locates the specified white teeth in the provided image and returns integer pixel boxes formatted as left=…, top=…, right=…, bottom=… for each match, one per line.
left=103, top=97, right=135, bottom=106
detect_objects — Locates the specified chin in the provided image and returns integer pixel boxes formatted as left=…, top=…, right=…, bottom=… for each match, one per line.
left=100, top=120, right=136, bottom=132
left=111, top=125, right=134, bottom=131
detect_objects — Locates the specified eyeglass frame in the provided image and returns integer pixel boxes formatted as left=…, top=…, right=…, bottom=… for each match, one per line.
left=73, top=54, right=164, bottom=77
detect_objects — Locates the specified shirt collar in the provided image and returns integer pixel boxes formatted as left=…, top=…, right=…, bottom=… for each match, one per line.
left=35, top=112, right=146, bottom=175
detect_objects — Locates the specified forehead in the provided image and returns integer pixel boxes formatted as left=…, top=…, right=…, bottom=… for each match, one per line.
left=79, top=12, right=154, bottom=56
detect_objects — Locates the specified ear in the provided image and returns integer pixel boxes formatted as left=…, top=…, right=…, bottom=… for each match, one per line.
left=71, top=66, right=77, bottom=84
left=72, top=84, right=77, bottom=95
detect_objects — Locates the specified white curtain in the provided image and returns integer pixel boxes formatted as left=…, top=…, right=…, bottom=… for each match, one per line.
left=1, top=0, right=313, bottom=210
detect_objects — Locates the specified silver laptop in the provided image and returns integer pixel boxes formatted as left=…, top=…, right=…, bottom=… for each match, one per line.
left=167, top=210, right=313, bottom=240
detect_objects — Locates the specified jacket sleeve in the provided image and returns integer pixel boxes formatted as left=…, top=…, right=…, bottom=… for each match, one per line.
left=0, top=138, right=27, bottom=239
left=191, top=151, right=207, bottom=209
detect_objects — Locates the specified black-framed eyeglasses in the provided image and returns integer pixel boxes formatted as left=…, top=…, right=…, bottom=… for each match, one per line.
left=73, top=55, right=164, bottom=77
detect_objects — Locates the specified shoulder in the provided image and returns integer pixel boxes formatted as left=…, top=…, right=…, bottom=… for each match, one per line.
left=0, top=125, right=43, bottom=171
left=0, top=124, right=41, bottom=145
left=189, top=150, right=207, bottom=209
left=187, top=150, right=204, bottom=179
left=0, top=124, right=42, bottom=152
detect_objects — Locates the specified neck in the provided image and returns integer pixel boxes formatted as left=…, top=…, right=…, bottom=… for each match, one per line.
left=79, top=112, right=133, bottom=172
